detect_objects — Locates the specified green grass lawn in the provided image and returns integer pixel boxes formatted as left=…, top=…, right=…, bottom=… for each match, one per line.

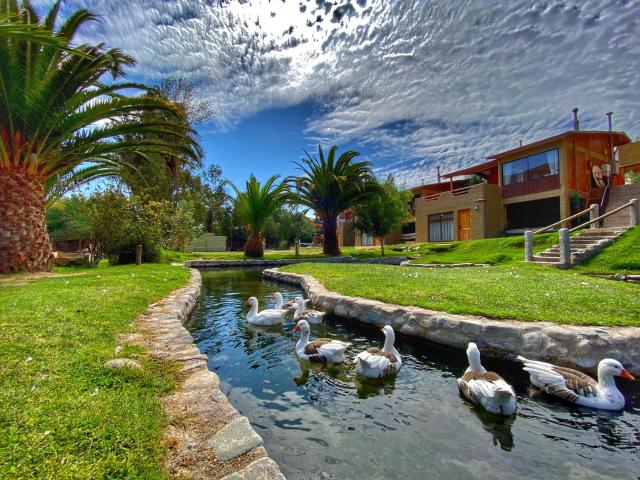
left=577, top=226, right=640, bottom=275
left=0, top=263, right=190, bottom=479
left=407, top=233, right=557, bottom=265
left=280, top=263, right=640, bottom=326
left=161, top=244, right=411, bottom=262
left=162, top=233, right=557, bottom=265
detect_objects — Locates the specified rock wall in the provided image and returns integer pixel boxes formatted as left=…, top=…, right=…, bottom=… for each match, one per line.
left=136, top=269, right=285, bottom=480
left=263, top=268, right=640, bottom=375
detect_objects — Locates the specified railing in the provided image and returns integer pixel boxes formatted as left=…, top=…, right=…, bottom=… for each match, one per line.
left=533, top=206, right=593, bottom=235
left=502, top=175, right=560, bottom=199
left=421, top=185, right=479, bottom=202
left=524, top=198, right=639, bottom=266
left=569, top=199, right=638, bottom=233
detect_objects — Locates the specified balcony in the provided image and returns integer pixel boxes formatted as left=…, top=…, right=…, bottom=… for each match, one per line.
left=501, top=175, right=560, bottom=199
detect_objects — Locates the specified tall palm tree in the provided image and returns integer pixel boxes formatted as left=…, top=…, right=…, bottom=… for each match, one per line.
left=288, top=145, right=379, bottom=255
left=0, top=1, right=201, bottom=273
left=227, top=174, right=290, bottom=258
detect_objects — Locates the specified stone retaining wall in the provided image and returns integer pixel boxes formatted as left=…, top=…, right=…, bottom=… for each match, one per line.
left=185, top=256, right=408, bottom=268
left=263, top=268, right=640, bottom=375
left=133, top=269, right=285, bottom=480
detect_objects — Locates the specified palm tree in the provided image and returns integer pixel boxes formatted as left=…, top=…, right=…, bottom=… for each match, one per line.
left=0, top=1, right=201, bottom=273
left=227, top=174, right=290, bottom=258
left=288, top=145, right=379, bottom=255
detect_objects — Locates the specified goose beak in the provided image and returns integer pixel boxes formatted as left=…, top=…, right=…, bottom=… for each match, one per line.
left=244, top=299, right=249, bottom=306
left=620, top=369, right=635, bottom=381
left=292, top=325, right=300, bottom=333
left=380, top=327, right=385, bottom=332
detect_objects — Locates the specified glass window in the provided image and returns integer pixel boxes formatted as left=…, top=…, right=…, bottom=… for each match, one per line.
left=428, top=212, right=454, bottom=242
left=502, top=148, right=559, bottom=185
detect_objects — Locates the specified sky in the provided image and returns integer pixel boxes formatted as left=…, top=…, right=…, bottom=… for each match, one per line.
left=36, top=0, right=640, bottom=188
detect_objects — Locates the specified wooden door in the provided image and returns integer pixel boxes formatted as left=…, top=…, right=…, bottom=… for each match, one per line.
left=457, top=209, right=471, bottom=240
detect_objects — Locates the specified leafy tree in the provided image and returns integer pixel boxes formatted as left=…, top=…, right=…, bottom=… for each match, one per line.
left=263, top=207, right=315, bottom=248
left=45, top=196, right=91, bottom=247
left=0, top=1, right=200, bottom=273
left=288, top=145, right=380, bottom=255
left=227, top=175, right=290, bottom=257
left=354, top=176, right=413, bottom=256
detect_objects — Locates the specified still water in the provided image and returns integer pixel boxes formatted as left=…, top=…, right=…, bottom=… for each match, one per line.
left=186, top=268, right=640, bottom=480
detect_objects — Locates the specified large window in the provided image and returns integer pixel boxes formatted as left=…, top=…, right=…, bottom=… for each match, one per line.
left=502, top=149, right=559, bottom=185
left=428, top=212, right=454, bottom=242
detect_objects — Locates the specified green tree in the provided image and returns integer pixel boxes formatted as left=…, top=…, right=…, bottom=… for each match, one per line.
left=0, top=1, right=200, bottom=273
left=227, top=175, right=290, bottom=257
left=354, top=176, right=413, bottom=256
left=288, top=145, right=380, bottom=255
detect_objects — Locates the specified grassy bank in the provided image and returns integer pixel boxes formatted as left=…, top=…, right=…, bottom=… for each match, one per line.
left=0, top=264, right=190, bottom=478
left=280, top=263, right=640, bottom=326
left=577, top=227, right=640, bottom=275
left=163, top=233, right=557, bottom=265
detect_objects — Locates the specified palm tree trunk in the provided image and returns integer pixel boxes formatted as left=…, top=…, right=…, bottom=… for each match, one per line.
left=322, top=215, right=340, bottom=255
left=244, top=233, right=264, bottom=258
left=0, top=168, right=53, bottom=273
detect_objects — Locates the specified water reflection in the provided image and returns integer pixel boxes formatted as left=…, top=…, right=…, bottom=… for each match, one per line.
left=190, top=268, right=640, bottom=480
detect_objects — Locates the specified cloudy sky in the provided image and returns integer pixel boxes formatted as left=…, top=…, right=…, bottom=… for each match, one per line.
left=37, top=0, right=639, bottom=187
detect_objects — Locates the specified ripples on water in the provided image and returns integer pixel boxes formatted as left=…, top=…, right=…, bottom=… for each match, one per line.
left=187, top=268, right=640, bottom=480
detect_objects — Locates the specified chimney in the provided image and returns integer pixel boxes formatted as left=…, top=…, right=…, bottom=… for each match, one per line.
left=606, top=111, right=613, bottom=132
left=572, top=107, right=580, bottom=131
left=437, top=166, right=441, bottom=183
left=607, top=112, right=615, bottom=174
left=519, top=139, right=523, bottom=147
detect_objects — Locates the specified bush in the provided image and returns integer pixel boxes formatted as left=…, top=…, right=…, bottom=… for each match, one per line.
left=85, top=191, right=199, bottom=264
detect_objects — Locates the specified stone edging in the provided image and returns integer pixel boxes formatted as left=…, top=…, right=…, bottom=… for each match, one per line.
left=263, top=268, right=640, bottom=375
left=128, top=269, right=285, bottom=480
left=185, top=256, right=408, bottom=268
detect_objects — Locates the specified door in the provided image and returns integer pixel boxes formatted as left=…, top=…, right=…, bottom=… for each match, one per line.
left=457, top=209, right=471, bottom=240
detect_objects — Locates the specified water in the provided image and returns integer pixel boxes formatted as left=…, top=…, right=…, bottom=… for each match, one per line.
left=187, top=268, right=640, bottom=480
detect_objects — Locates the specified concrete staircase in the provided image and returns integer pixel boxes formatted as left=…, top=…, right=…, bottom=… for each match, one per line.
left=604, top=184, right=640, bottom=228
left=531, top=228, right=627, bottom=266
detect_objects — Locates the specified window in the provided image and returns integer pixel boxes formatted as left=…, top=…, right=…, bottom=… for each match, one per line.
left=428, top=212, right=454, bottom=242
left=502, top=148, right=559, bottom=185
left=361, top=233, right=374, bottom=246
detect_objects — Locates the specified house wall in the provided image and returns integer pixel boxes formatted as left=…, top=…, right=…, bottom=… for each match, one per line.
left=414, top=184, right=502, bottom=241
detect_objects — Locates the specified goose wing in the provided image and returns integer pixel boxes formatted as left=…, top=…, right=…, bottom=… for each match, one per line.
left=518, top=356, right=598, bottom=401
left=458, top=371, right=514, bottom=402
left=355, top=349, right=394, bottom=371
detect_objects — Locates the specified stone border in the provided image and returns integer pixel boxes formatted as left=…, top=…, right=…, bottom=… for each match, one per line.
left=263, top=268, right=640, bottom=375
left=185, top=256, right=408, bottom=268
left=127, top=269, right=285, bottom=480
left=400, top=261, right=489, bottom=268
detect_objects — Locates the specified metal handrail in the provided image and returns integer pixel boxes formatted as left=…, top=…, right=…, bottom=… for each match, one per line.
left=569, top=200, right=634, bottom=233
left=533, top=206, right=592, bottom=235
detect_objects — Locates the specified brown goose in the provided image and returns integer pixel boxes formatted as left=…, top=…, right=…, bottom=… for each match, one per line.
left=458, top=343, right=516, bottom=416
left=518, top=356, right=634, bottom=411
left=292, top=319, right=350, bottom=363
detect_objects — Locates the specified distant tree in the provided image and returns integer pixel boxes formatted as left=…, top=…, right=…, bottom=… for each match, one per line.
left=263, top=207, right=315, bottom=249
left=354, top=176, right=413, bottom=256
left=227, top=175, right=290, bottom=257
left=287, top=146, right=380, bottom=255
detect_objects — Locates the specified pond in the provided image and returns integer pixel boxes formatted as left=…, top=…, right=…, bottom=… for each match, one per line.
left=187, top=268, right=640, bottom=480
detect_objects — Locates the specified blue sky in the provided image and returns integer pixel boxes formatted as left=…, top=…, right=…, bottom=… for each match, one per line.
left=36, top=0, right=640, bottom=188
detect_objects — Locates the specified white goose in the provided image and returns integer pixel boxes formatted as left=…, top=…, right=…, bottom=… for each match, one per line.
left=457, top=343, right=517, bottom=416
left=272, top=292, right=297, bottom=312
left=292, top=319, right=350, bottom=363
left=518, top=356, right=635, bottom=411
left=293, top=297, right=325, bottom=324
left=355, top=325, right=402, bottom=378
left=245, top=296, right=286, bottom=326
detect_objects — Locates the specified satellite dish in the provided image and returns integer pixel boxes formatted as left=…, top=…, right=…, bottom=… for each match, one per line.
left=592, top=165, right=605, bottom=188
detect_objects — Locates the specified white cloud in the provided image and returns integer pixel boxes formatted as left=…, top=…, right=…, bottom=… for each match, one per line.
left=37, top=0, right=640, bottom=186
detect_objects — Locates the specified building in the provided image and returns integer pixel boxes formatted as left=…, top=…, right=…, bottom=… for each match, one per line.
left=413, top=116, right=635, bottom=242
